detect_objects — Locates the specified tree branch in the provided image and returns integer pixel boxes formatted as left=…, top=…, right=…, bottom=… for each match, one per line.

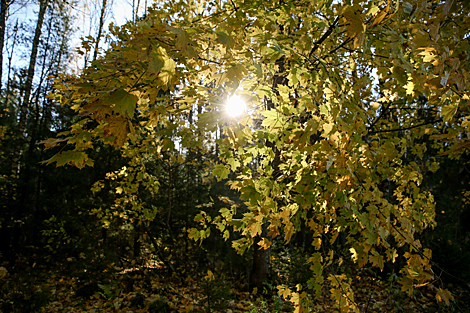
left=368, top=119, right=442, bottom=135
left=325, top=36, right=353, bottom=57
left=367, top=102, right=392, bottom=132
left=308, top=16, right=340, bottom=60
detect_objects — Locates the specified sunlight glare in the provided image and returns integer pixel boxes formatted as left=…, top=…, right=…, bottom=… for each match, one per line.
left=226, top=95, right=246, bottom=117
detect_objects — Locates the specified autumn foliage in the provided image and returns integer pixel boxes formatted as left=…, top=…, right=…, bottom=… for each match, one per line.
left=32, top=0, right=470, bottom=311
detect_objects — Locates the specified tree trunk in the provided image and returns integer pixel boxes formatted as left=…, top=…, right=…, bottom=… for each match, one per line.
left=5, top=18, right=18, bottom=107
left=133, top=223, right=141, bottom=261
left=92, top=0, right=107, bottom=62
left=26, top=14, right=53, bottom=160
left=250, top=234, right=270, bottom=291
left=0, top=0, right=9, bottom=92
left=15, top=0, right=49, bottom=173
left=134, top=0, right=140, bottom=22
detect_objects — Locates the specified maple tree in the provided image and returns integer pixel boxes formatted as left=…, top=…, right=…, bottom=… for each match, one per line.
left=41, top=0, right=470, bottom=311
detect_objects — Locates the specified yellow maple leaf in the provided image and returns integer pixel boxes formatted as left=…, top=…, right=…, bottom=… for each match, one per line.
left=343, top=6, right=366, bottom=48
left=258, top=237, right=272, bottom=250
left=371, top=0, right=390, bottom=27
left=104, top=115, right=128, bottom=147
left=436, top=288, right=454, bottom=305
left=204, top=270, right=215, bottom=281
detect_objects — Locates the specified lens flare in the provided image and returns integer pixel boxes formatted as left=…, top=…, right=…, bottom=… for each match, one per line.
left=226, top=95, right=246, bottom=117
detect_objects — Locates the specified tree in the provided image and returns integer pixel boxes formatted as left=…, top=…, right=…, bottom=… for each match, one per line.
left=43, top=0, right=470, bottom=310
left=0, top=0, right=84, bottom=260
left=15, top=0, right=49, bottom=173
left=0, top=0, right=11, bottom=92
left=92, top=0, right=108, bottom=62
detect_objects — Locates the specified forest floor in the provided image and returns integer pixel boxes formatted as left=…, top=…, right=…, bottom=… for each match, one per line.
left=1, top=261, right=469, bottom=313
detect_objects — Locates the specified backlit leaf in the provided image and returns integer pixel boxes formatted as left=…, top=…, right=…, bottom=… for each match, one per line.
left=104, top=88, right=137, bottom=118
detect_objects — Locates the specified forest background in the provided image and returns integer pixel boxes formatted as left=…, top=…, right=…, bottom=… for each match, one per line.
left=1, top=0, right=470, bottom=312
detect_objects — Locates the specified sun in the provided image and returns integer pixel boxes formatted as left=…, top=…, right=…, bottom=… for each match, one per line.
left=226, top=95, right=246, bottom=117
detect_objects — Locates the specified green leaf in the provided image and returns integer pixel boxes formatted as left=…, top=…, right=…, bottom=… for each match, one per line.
left=261, top=109, right=284, bottom=130
left=166, top=25, right=188, bottom=53
left=308, top=252, right=323, bottom=276
left=42, top=150, right=94, bottom=169
left=148, top=53, right=165, bottom=74
left=149, top=46, right=176, bottom=86
left=254, top=63, right=263, bottom=78
left=227, top=157, right=241, bottom=171
left=213, top=164, right=230, bottom=180
left=441, top=104, right=458, bottom=122
left=403, top=2, right=413, bottom=14
left=369, top=251, right=384, bottom=271
left=392, top=66, right=407, bottom=86
left=216, top=31, right=233, bottom=48
left=104, top=88, right=137, bottom=118
left=188, top=228, right=200, bottom=241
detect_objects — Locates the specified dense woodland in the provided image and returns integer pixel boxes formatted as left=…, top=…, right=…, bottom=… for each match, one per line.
left=1, top=0, right=470, bottom=312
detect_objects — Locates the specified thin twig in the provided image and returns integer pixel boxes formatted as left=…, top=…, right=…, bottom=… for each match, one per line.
left=326, top=36, right=353, bottom=56
left=129, top=68, right=148, bottom=92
